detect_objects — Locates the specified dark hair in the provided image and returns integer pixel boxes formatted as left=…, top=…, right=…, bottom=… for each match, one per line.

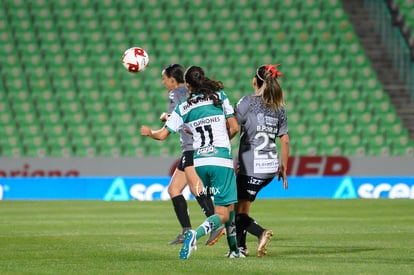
left=184, top=66, right=223, bottom=106
left=163, top=64, right=184, bottom=83
left=255, top=65, right=284, bottom=109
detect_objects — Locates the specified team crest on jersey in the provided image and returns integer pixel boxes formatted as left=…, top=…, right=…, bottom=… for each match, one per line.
left=257, top=113, right=265, bottom=124
left=196, top=145, right=217, bottom=156
left=256, top=113, right=279, bottom=134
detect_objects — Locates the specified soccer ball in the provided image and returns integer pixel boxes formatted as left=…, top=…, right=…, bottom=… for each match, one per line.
left=121, top=47, right=149, bottom=73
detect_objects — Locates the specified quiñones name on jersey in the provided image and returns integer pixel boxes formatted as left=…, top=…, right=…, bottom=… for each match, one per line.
left=165, top=90, right=234, bottom=168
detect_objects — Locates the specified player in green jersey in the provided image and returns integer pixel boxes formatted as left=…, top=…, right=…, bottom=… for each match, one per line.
left=160, top=64, right=225, bottom=246
left=141, top=66, right=243, bottom=259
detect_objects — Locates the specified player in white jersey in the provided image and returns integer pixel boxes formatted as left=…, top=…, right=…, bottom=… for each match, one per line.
left=234, top=64, right=290, bottom=257
left=159, top=64, right=225, bottom=246
left=141, top=66, right=243, bottom=259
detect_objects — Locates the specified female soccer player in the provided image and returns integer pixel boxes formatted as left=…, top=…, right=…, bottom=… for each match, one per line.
left=234, top=64, right=289, bottom=257
left=141, top=65, right=242, bottom=259
left=159, top=64, right=225, bottom=246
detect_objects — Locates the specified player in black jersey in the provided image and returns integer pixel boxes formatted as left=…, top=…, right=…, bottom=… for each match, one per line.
left=234, top=64, right=290, bottom=257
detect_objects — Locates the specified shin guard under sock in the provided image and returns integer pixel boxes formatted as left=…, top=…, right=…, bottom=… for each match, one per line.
left=171, top=195, right=191, bottom=230
left=237, top=213, right=264, bottom=239
left=195, top=193, right=215, bottom=217
left=225, top=210, right=238, bottom=252
left=235, top=214, right=248, bottom=247
left=196, top=214, right=221, bottom=240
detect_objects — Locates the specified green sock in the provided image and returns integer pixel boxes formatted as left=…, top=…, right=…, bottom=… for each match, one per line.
left=225, top=210, right=238, bottom=252
left=195, top=214, right=221, bottom=240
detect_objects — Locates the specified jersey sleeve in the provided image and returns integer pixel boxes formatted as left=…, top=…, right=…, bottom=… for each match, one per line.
left=165, top=108, right=184, bottom=133
left=234, top=95, right=250, bottom=124
left=167, top=92, right=179, bottom=114
left=277, top=107, right=288, bottom=136
left=218, top=91, right=235, bottom=118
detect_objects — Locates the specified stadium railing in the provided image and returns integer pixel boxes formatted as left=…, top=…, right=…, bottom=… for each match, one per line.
left=364, top=0, right=414, bottom=101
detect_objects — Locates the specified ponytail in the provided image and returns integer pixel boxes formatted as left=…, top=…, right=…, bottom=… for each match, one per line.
left=184, top=66, right=223, bottom=106
left=255, top=64, right=284, bottom=110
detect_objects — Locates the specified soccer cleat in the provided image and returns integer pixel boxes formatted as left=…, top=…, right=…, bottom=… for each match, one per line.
left=226, top=250, right=246, bottom=258
left=239, top=247, right=250, bottom=257
left=257, top=229, right=273, bottom=257
left=179, top=230, right=197, bottom=260
left=169, top=233, right=185, bottom=245
left=205, top=225, right=226, bottom=246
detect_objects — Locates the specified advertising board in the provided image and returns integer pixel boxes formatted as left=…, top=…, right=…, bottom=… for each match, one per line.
left=1, top=176, right=413, bottom=200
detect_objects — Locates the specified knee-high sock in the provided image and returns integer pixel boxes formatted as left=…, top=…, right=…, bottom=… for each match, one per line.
left=235, top=214, right=248, bottom=248
left=195, top=214, right=221, bottom=240
left=237, top=213, right=264, bottom=240
left=171, top=195, right=191, bottom=233
left=225, top=210, right=238, bottom=252
left=195, top=193, right=215, bottom=217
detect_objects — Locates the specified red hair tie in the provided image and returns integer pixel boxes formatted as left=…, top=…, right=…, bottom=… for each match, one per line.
left=264, top=64, right=282, bottom=78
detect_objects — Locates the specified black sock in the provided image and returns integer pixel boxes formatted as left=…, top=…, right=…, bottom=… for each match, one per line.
left=246, top=218, right=264, bottom=238
left=236, top=214, right=250, bottom=248
left=237, top=213, right=264, bottom=240
left=171, top=195, right=191, bottom=231
left=195, top=193, right=215, bottom=217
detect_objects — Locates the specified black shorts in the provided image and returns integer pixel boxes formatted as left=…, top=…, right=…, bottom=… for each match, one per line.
left=177, top=151, right=194, bottom=171
left=236, top=175, right=273, bottom=202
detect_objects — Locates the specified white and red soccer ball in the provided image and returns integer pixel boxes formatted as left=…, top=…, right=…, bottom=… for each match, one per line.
left=121, top=47, right=149, bottom=73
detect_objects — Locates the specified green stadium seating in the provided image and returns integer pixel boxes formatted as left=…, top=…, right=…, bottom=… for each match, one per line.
left=394, top=0, right=414, bottom=33
left=1, top=142, right=24, bottom=158
left=0, top=0, right=412, bottom=157
left=45, top=123, right=72, bottom=157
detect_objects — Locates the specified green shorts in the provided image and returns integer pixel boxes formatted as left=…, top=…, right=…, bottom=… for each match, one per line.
left=195, top=165, right=238, bottom=206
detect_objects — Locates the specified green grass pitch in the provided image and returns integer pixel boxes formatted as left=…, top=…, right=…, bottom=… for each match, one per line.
left=0, top=199, right=413, bottom=274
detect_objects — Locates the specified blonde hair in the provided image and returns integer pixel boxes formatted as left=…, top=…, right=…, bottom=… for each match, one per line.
left=255, top=64, right=284, bottom=110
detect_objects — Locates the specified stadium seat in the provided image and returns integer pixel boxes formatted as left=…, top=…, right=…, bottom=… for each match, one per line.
left=392, top=142, right=414, bottom=157
left=45, top=123, right=72, bottom=157
left=1, top=142, right=24, bottom=158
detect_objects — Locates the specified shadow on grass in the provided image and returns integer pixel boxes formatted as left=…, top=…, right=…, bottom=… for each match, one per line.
left=277, top=245, right=379, bottom=256
left=274, top=246, right=414, bottom=265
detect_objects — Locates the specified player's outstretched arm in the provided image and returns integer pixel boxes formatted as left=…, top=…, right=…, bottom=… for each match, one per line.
left=141, top=126, right=170, bottom=140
